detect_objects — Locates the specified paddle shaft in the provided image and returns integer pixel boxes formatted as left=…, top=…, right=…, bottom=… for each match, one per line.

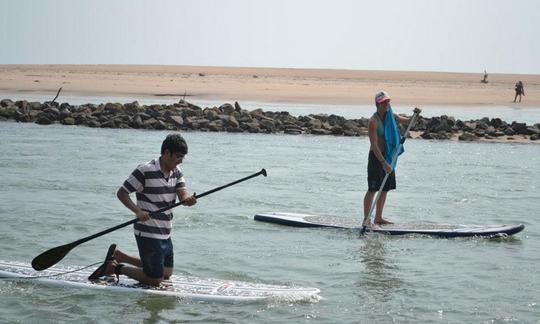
left=361, top=111, right=419, bottom=232
left=32, top=168, right=266, bottom=270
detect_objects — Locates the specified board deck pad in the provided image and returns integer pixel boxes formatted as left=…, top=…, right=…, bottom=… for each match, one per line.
left=254, top=212, right=525, bottom=238
left=0, top=261, right=320, bottom=304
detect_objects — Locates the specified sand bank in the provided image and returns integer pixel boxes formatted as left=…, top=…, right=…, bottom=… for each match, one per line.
left=1, top=65, right=538, bottom=107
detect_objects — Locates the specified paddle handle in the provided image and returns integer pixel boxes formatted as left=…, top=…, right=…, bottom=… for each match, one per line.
left=70, top=168, right=268, bottom=247
left=361, top=110, right=420, bottom=232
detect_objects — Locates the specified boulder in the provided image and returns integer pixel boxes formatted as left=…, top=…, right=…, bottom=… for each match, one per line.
left=143, top=118, right=158, bottom=128
left=36, top=116, right=52, bottom=125
left=0, top=99, right=14, bottom=107
left=104, top=103, right=123, bottom=114
left=168, top=115, right=184, bottom=126
left=0, top=106, right=20, bottom=119
left=101, top=120, right=117, bottom=128
left=473, top=129, right=486, bottom=137
left=307, top=118, right=322, bottom=129
left=15, top=100, right=28, bottom=110
left=463, top=121, right=477, bottom=131
left=241, top=121, right=260, bottom=133
left=154, top=120, right=167, bottom=130
left=434, top=119, right=452, bottom=133
left=208, top=120, right=224, bottom=131
left=219, top=115, right=240, bottom=128
left=504, top=127, right=515, bottom=136
left=226, top=126, right=244, bottom=133
left=490, top=118, right=503, bottom=128
left=458, top=132, right=477, bottom=141
left=124, top=101, right=141, bottom=113
left=437, top=131, right=451, bottom=140
left=259, top=119, right=275, bottom=131
left=132, top=115, right=144, bottom=128
left=420, top=132, right=438, bottom=140
left=181, top=107, right=203, bottom=118
left=62, top=117, right=75, bottom=125
left=205, top=109, right=219, bottom=121
left=327, top=114, right=346, bottom=126
left=330, top=126, right=344, bottom=135
left=511, top=122, right=528, bottom=134
left=284, top=128, right=302, bottom=135
left=343, top=129, right=358, bottom=137
left=249, top=108, right=264, bottom=117
left=87, top=120, right=101, bottom=128
left=219, top=103, right=235, bottom=115
left=310, top=128, right=331, bottom=135
left=525, top=127, right=540, bottom=135
left=485, top=126, right=497, bottom=136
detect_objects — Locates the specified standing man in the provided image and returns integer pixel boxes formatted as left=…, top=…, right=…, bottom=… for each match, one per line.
left=363, top=91, right=420, bottom=225
left=90, top=134, right=197, bottom=286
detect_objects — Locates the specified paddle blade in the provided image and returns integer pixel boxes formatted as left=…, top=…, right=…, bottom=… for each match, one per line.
left=31, top=243, right=75, bottom=271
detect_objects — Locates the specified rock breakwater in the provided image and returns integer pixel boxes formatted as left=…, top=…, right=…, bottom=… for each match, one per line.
left=1, top=99, right=539, bottom=142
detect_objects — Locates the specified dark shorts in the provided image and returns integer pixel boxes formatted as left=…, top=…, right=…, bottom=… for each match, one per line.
left=367, top=150, right=396, bottom=192
left=135, top=235, right=174, bottom=279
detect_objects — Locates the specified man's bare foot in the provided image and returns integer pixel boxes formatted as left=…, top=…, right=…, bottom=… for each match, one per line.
left=113, top=249, right=129, bottom=263
left=374, top=218, right=394, bottom=225
left=102, top=259, right=118, bottom=276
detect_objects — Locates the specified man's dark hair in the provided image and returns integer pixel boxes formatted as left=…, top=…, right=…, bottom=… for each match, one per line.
left=161, top=134, right=188, bottom=155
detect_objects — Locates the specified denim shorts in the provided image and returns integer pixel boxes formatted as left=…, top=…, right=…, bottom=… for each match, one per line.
left=135, top=235, right=174, bottom=279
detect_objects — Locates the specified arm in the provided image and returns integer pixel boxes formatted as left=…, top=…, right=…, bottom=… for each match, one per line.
left=368, top=117, right=392, bottom=173
left=394, top=113, right=409, bottom=125
left=395, top=107, right=422, bottom=125
left=117, top=187, right=150, bottom=221
left=177, top=189, right=197, bottom=206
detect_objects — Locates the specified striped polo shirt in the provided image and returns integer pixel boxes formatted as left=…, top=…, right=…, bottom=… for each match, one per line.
left=122, top=158, right=187, bottom=240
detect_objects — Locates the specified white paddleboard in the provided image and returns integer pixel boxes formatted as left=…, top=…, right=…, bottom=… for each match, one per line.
left=0, top=261, right=320, bottom=304
left=254, top=212, right=525, bottom=238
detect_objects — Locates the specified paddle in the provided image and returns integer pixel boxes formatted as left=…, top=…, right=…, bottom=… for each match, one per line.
left=361, top=109, right=420, bottom=233
left=32, top=168, right=267, bottom=271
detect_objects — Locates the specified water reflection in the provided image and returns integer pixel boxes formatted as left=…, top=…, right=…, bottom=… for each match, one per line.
left=136, top=295, right=178, bottom=323
left=354, top=234, right=404, bottom=303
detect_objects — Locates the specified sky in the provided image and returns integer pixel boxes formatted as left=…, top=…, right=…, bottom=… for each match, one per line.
left=1, top=0, right=539, bottom=74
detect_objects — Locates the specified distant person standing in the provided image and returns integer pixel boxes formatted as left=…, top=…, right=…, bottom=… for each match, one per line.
left=481, top=70, right=488, bottom=83
left=514, top=81, right=525, bottom=102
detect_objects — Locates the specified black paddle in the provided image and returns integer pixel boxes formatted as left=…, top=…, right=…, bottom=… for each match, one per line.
left=32, top=168, right=267, bottom=271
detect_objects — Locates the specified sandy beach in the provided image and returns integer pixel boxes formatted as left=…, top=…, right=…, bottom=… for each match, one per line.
left=1, top=64, right=539, bottom=107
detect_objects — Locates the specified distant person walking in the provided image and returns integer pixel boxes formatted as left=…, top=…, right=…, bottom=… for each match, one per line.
left=481, top=70, right=488, bottom=83
left=514, top=81, right=525, bottom=103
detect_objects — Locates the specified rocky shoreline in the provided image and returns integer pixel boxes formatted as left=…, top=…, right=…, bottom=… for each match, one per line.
left=1, top=98, right=539, bottom=142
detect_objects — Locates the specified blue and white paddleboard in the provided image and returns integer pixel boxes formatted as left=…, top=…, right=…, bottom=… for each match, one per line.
left=0, top=261, right=320, bottom=304
left=254, top=212, right=525, bottom=238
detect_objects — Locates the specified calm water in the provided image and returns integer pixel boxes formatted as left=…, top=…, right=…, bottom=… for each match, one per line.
left=0, top=121, right=539, bottom=323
